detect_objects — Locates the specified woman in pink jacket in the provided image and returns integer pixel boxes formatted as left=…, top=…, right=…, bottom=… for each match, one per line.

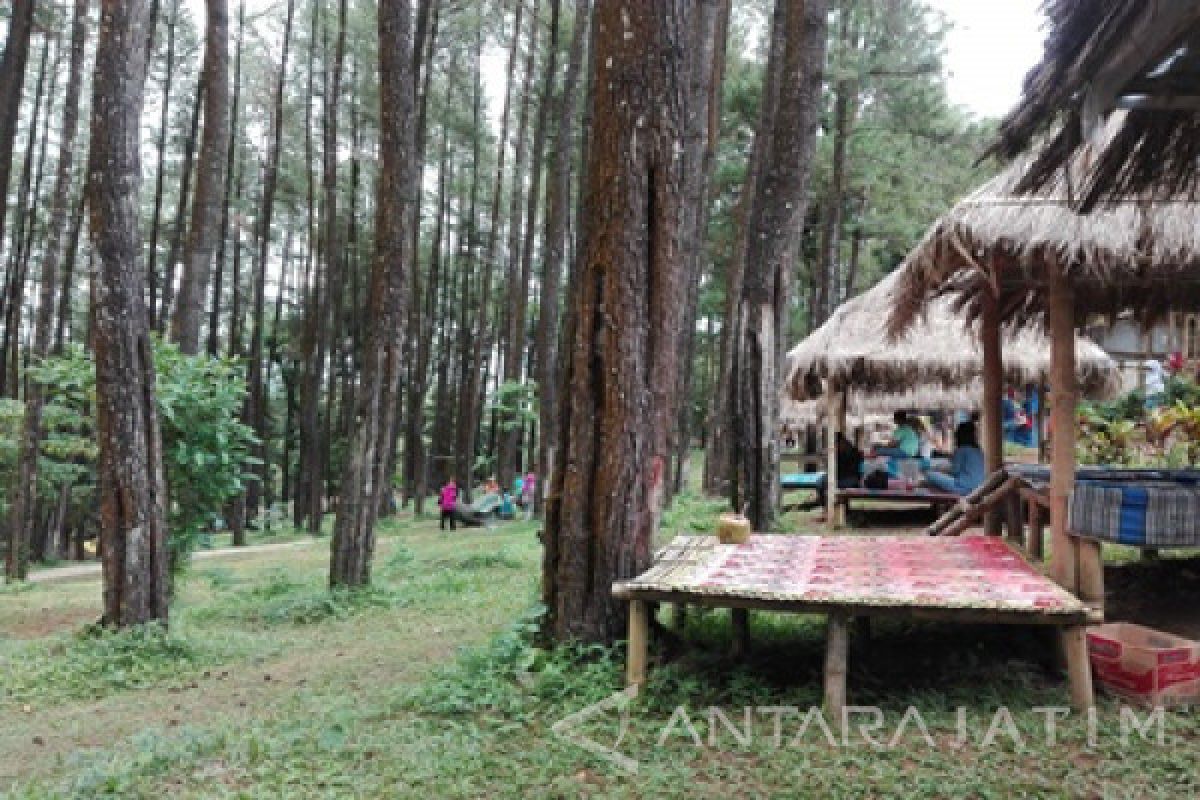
left=439, top=479, right=458, bottom=530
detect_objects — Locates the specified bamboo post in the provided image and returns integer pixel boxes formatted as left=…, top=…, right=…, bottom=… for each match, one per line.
left=731, top=608, right=750, bottom=657
left=981, top=290, right=1005, bottom=536
left=1062, top=625, right=1095, bottom=710
left=825, top=386, right=845, bottom=529
left=824, top=612, right=849, bottom=726
left=1048, top=265, right=1079, bottom=594
left=1026, top=495, right=1045, bottom=561
left=1079, top=538, right=1105, bottom=611
left=627, top=599, right=649, bottom=688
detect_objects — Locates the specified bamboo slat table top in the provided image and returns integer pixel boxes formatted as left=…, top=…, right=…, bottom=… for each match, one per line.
left=613, top=534, right=1087, bottom=619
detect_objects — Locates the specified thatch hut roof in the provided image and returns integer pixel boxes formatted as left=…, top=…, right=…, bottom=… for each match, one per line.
left=779, top=384, right=984, bottom=427
left=888, top=141, right=1200, bottom=335
left=787, top=268, right=1120, bottom=402
left=986, top=1, right=1200, bottom=207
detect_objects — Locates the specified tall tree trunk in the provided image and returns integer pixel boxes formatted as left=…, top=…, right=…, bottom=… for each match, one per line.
left=160, top=77, right=205, bottom=332
left=504, top=0, right=558, bottom=503
left=496, top=0, right=539, bottom=491
left=209, top=0, right=245, bottom=358
left=87, top=0, right=170, bottom=626
left=542, top=0, right=692, bottom=644
left=0, top=0, right=35, bottom=260
left=536, top=0, right=588, bottom=504
left=330, top=0, right=415, bottom=587
left=399, top=0, right=437, bottom=511
left=672, top=0, right=729, bottom=499
left=703, top=0, right=787, bottom=496
left=171, top=0, right=231, bottom=353
left=147, top=0, right=179, bottom=328
left=243, top=0, right=295, bottom=533
left=732, top=0, right=828, bottom=531
left=0, top=36, right=53, bottom=400
left=452, top=32, right=485, bottom=494
left=297, top=0, right=347, bottom=532
left=815, top=75, right=854, bottom=324
left=6, top=0, right=88, bottom=582
left=54, top=188, right=88, bottom=353
left=455, top=0, right=522, bottom=501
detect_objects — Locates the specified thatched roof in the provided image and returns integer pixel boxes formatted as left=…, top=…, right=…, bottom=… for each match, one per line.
left=889, top=143, right=1200, bottom=334
left=987, top=1, right=1200, bottom=207
left=787, top=269, right=1120, bottom=402
left=780, top=385, right=984, bottom=427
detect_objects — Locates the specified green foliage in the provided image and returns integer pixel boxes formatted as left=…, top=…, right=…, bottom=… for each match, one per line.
left=4, top=342, right=259, bottom=574
left=1078, top=374, right=1200, bottom=466
left=154, top=342, right=260, bottom=573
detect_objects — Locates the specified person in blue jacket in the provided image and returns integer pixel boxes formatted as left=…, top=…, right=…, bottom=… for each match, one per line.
left=924, top=419, right=986, bottom=496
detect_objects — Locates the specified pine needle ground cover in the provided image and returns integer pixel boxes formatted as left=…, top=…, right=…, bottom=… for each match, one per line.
left=3, top=504, right=1199, bottom=798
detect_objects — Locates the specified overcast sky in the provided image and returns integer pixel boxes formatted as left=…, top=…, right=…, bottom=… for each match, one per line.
left=182, top=0, right=1049, bottom=120
left=928, top=0, right=1047, bottom=119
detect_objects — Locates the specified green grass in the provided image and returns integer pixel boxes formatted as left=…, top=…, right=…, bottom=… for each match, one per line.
left=1, top=493, right=1198, bottom=798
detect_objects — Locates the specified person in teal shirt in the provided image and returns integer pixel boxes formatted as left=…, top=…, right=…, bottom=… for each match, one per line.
left=875, top=411, right=920, bottom=458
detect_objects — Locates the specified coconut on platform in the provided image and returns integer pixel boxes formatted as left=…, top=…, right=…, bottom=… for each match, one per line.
left=717, top=513, right=751, bottom=544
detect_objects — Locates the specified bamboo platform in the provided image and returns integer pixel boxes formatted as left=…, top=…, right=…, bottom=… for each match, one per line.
left=614, top=534, right=1095, bottom=718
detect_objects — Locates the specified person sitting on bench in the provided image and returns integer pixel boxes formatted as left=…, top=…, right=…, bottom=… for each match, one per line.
left=873, top=411, right=920, bottom=459
left=804, top=433, right=864, bottom=510
left=923, top=419, right=985, bottom=496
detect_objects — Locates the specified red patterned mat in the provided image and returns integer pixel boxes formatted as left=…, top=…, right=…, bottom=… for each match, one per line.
left=618, top=535, right=1084, bottom=615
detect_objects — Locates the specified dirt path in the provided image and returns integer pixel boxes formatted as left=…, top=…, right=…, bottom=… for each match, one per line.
left=28, top=539, right=316, bottom=583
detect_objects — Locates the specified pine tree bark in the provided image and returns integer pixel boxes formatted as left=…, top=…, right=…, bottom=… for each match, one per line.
left=171, top=0, right=231, bottom=353
left=703, top=0, right=786, bottom=496
left=160, top=77, right=205, bottom=332
left=209, top=0, right=245, bottom=359
left=496, top=0, right=539, bottom=491
left=330, top=0, right=415, bottom=587
left=400, top=0, right=437, bottom=511
left=6, top=0, right=88, bottom=583
left=147, top=0, right=180, bottom=329
left=453, top=0, right=522, bottom=502
left=504, top=0, right=559, bottom=503
left=542, top=0, right=692, bottom=644
left=0, top=36, right=53, bottom=400
left=671, top=0, right=729, bottom=498
left=54, top=189, right=87, bottom=353
left=87, top=0, right=170, bottom=627
left=732, top=0, right=828, bottom=531
left=0, top=0, right=35, bottom=260
left=535, top=0, right=587, bottom=502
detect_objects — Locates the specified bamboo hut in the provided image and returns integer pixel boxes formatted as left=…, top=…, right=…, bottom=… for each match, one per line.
left=888, top=137, right=1200, bottom=712
left=784, top=267, right=1119, bottom=528
left=788, top=268, right=1119, bottom=402
left=889, top=1, right=1200, bottom=710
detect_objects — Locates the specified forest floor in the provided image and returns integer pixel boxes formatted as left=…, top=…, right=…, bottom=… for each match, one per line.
left=2, top=489, right=1199, bottom=798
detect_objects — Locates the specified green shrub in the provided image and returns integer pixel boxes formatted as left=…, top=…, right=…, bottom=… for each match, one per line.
left=3, top=342, right=259, bottom=576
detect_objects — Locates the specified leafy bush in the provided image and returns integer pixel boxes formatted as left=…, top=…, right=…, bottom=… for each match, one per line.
left=2, top=342, right=259, bottom=575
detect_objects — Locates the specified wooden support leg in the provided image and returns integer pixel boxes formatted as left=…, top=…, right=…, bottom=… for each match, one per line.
left=833, top=497, right=847, bottom=529
left=731, top=608, right=750, bottom=658
left=627, top=599, right=649, bottom=688
left=1061, top=625, right=1094, bottom=710
left=1077, top=537, right=1105, bottom=611
left=1026, top=500, right=1045, bottom=561
left=674, top=602, right=689, bottom=630
left=1005, top=493, right=1024, bottom=546
left=824, top=612, right=849, bottom=726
